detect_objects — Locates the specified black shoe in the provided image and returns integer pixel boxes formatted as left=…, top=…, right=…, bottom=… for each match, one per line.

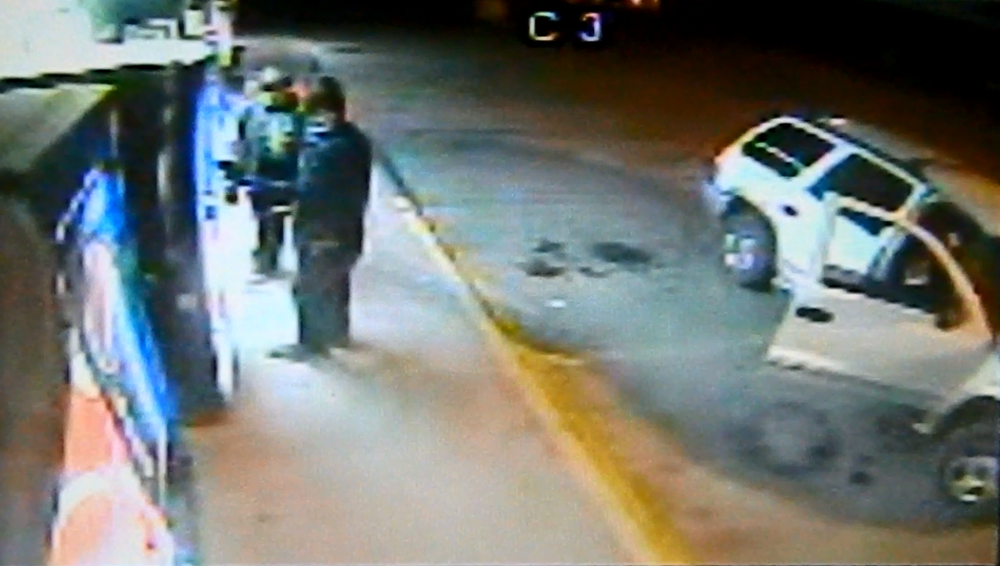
left=253, top=249, right=279, bottom=275
left=255, top=262, right=279, bottom=277
left=269, top=344, right=326, bottom=362
left=166, top=442, right=195, bottom=483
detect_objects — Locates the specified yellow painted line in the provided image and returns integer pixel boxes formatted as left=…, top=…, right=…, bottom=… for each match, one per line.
left=390, top=187, right=695, bottom=565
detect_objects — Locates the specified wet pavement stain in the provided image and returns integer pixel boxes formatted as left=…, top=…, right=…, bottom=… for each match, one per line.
left=518, top=239, right=669, bottom=278
left=520, top=239, right=571, bottom=278
left=849, top=469, right=874, bottom=486
left=533, top=238, right=566, bottom=256
left=590, top=241, right=655, bottom=273
left=848, top=454, right=876, bottom=486
left=521, top=257, right=567, bottom=278
left=578, top=265, right=612, bottom=278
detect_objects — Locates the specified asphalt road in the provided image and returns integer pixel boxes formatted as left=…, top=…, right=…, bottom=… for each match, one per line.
left=241, top=18, right=998, bottom=562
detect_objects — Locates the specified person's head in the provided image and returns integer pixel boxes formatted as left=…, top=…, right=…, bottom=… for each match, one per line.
left=305, top=75, right=347, bottom=124
left=307, top=57, right=321, bottom=75
left=258, top=66, right=292, bottom=93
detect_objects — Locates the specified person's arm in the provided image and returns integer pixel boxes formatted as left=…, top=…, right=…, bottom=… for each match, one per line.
left=236, top=104, right=252, bottom=140
left=291, top=109, right=307, bottom=155
left=359, top=135, right=374, bottom=213
left=236, top=107, right=261, bottom=176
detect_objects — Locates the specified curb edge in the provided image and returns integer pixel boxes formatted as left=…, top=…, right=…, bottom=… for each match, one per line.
left=376, top=147, right=695, bottom=564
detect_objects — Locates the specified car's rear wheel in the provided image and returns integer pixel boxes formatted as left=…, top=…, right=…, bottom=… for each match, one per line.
left=937, top=421, right=999, bottom=523
left=722, top=210, right=776, bottom=291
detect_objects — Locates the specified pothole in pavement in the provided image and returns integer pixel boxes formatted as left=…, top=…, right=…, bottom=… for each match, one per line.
left=517, top=239, right=667, bottom=279
left=848, top=454, right=877, bottom=487
left=533, top=239, right=566, bottom=256
left=519, top=239, right=569, bottom=278
left=590, top=241, right=655, bottom=273
left=522, top=256, right=567, bottom=278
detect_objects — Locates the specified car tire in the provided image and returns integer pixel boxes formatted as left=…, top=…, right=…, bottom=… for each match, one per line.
left=937, top=421, right=999, bottom=523
left=722, top=210, right=776, bottom=291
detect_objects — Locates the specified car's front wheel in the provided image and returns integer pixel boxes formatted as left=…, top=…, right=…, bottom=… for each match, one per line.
left=722, top=210, right=776, bottom=291
left=937, top=421, right=999, bottom=523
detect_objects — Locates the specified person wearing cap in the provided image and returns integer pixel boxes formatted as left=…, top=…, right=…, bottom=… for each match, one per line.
left=277, top=76, right=372, bottom=359
left=290, top=57, right=321, bottom=112
left=235, top=66, right=305, bottom=275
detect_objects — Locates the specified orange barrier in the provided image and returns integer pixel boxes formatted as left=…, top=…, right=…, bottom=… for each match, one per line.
left=49, top=196, right=177, bottom=565
left=47, top=340, right=176, bottom=566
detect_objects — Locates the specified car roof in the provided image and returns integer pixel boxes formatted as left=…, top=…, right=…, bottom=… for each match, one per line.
left=815, top=117, right=942, bottom=163
left=781, top=114, right=1000, bottom=234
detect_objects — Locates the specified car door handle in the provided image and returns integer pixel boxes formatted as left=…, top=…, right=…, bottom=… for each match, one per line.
left=781, top=204, right=798, bottom=217
left=794, top=305, right=834, bottom=323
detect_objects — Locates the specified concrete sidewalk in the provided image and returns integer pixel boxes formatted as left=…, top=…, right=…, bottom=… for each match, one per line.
left=186, top=167, right=624, bottom=564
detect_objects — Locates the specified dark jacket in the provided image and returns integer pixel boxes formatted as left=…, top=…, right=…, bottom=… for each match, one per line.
left=237, top=90, right=304, bottom=183
left=295, top=121, right=373, bottom=252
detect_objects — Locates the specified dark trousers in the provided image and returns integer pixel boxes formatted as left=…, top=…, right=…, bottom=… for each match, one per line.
left=256, top=209, right=286, bottom=270
left=294, top=243, right=357, bottom=350
left=250, top=186, right=294, bottom=272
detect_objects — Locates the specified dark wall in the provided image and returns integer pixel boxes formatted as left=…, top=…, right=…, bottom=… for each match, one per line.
left=0, top=197, right=66, bottom=566
left=26, top=98, right=117, bottom=234
left=0, top=89, right=118, bottom=565
left=639, top=0, right=1000, bottom=100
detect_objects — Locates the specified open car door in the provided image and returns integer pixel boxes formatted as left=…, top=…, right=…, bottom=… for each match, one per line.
left=766, top=194, right=995, bottom=397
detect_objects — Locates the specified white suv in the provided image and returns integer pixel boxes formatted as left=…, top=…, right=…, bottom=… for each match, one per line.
left=705, top=113, right=999, bottom=520
left=705, top=113, right=961, bottom=290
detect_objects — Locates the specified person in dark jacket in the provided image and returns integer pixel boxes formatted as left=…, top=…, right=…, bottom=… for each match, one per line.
left=280, top=76, right=372, bottom=358
left=237, top=66, right=305, bottom=275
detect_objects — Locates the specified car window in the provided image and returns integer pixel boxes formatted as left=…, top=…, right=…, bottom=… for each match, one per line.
left=809, top=154, right=915, bottom=235
left=811, top=154, right=913, bottom=209
left=741, top=122, right=834, bottom=179
left=870, top=233, right=961, bottom=318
